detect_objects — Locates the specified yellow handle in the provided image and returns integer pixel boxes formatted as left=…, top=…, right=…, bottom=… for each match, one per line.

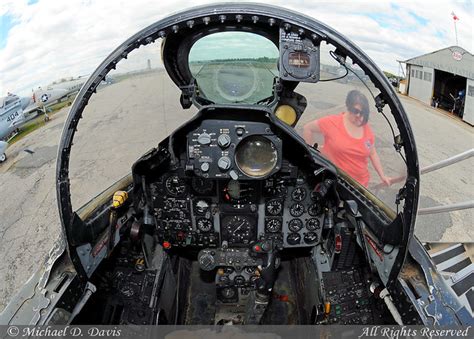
left=112, top=191, right=128, bottom=208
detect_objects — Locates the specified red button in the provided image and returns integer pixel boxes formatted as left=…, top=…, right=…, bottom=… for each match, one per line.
left=254, top=245, right=261, bottom=252
left=163, top=241, right=172, bottom=249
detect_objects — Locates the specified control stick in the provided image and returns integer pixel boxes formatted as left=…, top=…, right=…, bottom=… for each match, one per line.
left=252, top=240, right=280, bottom=296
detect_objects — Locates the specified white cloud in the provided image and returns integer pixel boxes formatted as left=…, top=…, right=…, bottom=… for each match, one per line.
left=0, top=0, right=472, bottom=96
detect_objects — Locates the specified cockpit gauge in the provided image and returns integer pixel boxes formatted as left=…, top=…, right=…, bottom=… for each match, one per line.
left=221, top=287, right=236, bottom=299
left=288, top=52, right=311, bottom=68
left=191, top=177, right=214, bottom=195
left=279, top=29, right=320, bottom=82
left=165, top=175, right=186, bottom=196
left=303, top=232, right=318, bottom=244
left=265, top=218, right=282, bottom=233
left=291, top=187, right=307, bottom=201
left=194, top=200, right=210, bottom=215
left=197, top=218, right=213, bottom=232
left=287, top=233, right=301, bottom=245
left=222, top=215, right=253, bottom=245
left=223, top=180, right=254, bottom=204
left=264, top=177, right=287, bottom=197
left=306, top=218, right=320, bottom=231
left=289, top=203, right=305, bottom=217
left=308, top=203, right=321, bottom=216
left=234, top=136, right=278, bottom=178
left=265, top=199, right=283, bottom=216
left=288, top=218, right=303, bottom=232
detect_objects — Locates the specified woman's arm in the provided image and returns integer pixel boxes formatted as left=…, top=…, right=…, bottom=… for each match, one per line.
left=369, top=147, right=392, bottom=186
left=302, top=120, right=321, bottom=145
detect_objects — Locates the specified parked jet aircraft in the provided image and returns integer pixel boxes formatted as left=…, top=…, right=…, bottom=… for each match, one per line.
left=0, top=93, right=32, bottom=162
left=0, top=77, right=87, bottom=162
left=24, top=86, right=80, bottom=115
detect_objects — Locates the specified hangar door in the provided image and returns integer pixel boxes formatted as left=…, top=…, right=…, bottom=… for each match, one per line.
left=433, top=69, right=467, bottom=117
left=408, top=66, right=433, bottom=105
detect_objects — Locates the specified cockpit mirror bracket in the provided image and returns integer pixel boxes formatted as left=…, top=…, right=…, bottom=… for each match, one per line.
left=375, top=94, right=405, bottom=153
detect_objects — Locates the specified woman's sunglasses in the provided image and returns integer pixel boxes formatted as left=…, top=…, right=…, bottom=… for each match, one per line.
left=350, top=108, right=363, bottom=116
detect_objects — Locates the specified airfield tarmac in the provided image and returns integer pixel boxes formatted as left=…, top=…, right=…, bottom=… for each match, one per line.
left=0, top=73, right=472, bottom=312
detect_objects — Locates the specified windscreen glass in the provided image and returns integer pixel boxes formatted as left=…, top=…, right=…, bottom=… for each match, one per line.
left=295, top=42, right=408, bottom=211
left=189, top=32, right=279, bottom=104
left=69, top=38, right=197, bottom=209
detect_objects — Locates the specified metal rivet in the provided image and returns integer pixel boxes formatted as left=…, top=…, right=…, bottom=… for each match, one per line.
left=158, top=31, right=166, bottom=38
left=219, top=15, right=226, bottom=23
left=268, top=18, right=276, bottom=26
left=186, top=20, right=194, bottom=28
left=236, top=15, right=243, bottom=22
left=252, top=16, right=259, bottom=23
left=203, top=17, right=210, bottom=25
left=172, top=25, right=179, bottom=33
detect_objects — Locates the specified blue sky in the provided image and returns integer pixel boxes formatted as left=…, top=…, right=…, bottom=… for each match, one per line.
left=0, top=14, right=13, bottom=49
left=0, top=0, right=472, bottom=96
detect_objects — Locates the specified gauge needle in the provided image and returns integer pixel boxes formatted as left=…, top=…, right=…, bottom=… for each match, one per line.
left=234, top=221, right=245, bottom=233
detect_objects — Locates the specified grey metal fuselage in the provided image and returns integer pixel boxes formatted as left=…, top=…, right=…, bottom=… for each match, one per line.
left=0, top=94, right=31, bottom=141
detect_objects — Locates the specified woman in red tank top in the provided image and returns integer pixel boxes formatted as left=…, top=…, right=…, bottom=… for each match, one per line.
left=303, top=90, right=392, bottom=188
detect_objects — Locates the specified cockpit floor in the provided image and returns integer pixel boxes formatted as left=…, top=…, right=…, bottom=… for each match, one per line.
left=184, top=261, right=299, bottom=325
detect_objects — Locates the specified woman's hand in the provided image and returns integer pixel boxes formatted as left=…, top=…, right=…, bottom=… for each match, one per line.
left=379, top=175, right=393, bottom=186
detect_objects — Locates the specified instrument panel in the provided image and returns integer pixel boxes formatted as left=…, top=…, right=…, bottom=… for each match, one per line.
left=149, top=171, right=325, bottom=250
left=145, top=119, right=327, bottom=254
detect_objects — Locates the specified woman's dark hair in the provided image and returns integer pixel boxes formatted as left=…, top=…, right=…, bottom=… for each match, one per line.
left=345, top=89, right=370, bottom=124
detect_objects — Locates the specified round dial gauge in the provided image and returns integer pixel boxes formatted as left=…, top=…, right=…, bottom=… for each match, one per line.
left=191, top=177, right=214, bottom=195
left=304, top=232, right=318, bottom=244
left=266, top=199, right=283, bottom=216
left=265, top=218, right=282, bottom=233
left=291, top=187, right=307, bottom=201
left=306, top=218, right=320, bottom=231
left=288, top=218, right=303, bottom=232
left=221, top=287, right=236, bottom=299
left=197, top=218, right=213, bottom=232
left=194, top=200, right=210, bottom=215
left=290, top=203, right=305, bottom=217
left=165, top=175, right=186, bottom=196
left=287, top=233, right=301, bottom=245
left=223, top=215, right=253, bottom=244
left=308, top=203, right=321, bottom=216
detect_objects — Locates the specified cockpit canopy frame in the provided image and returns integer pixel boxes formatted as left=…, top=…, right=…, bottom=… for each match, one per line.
left=56, top=3, right=419, bottom=284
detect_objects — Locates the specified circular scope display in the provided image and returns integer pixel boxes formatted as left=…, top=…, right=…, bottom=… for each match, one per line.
left=215, top=64, right=258, bottom=102
left=235, top=136, right=278, bottom=178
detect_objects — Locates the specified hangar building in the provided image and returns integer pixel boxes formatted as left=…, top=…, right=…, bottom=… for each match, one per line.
left=401, top=46, right=473, bottom=125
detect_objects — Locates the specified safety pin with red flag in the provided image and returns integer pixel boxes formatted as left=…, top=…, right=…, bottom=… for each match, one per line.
left=451, top=11, right=460, bottom=21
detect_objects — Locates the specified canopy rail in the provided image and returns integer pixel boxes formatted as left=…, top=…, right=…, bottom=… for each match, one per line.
left=374, top=149, right=473, bottom=215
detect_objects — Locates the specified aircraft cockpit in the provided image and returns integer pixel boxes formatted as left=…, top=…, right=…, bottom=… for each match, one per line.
left=2, top=3, right=469, bottom=328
